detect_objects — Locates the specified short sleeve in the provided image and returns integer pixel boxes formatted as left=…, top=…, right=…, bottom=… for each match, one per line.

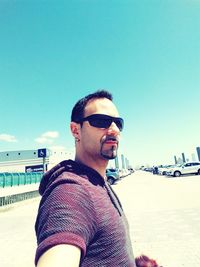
left=35, top=182, right=97, bottom=265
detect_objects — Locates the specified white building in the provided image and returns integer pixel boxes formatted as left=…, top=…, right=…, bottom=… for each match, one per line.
left=0, top=148, right=74, bottom=173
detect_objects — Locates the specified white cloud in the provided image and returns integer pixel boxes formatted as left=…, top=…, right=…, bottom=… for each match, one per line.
left=35, top=131, right=59, bottom=144
left=35, top=137, right=54, bottom=144
left=42, top=131, right=59, bottom=138
left=0, top=134, right=18, bottom=143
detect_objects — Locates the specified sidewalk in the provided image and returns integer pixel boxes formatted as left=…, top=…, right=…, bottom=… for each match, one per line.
left=0, top=183, right=39, bottom=197
left=0, top=198, right=39, bottom=267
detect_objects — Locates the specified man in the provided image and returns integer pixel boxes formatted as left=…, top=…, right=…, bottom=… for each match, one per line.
left=35, top=90, right=136, bottom=266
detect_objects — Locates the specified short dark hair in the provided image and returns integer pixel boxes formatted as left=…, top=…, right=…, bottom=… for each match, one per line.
left=71, top=90, right=113, bottom=123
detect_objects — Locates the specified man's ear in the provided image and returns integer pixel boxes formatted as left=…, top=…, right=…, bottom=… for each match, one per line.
left=70, top=122, right=81, bottom=140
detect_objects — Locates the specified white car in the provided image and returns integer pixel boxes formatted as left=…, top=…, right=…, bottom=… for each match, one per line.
left=158, top=165, right=175, bottom=175
left=167, top=162, right=200, bottom=177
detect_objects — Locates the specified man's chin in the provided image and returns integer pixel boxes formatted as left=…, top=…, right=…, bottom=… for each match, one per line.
left=103, top=155, right=116, bottom=160
left=101, top=151, right=117, bottom=160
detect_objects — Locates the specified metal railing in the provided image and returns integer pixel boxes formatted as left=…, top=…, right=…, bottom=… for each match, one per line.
left=0, top=190, right=40, bottom=207
left=0, top=172, right=43, bottom=207
left=0, top=172, right=43, bottom=188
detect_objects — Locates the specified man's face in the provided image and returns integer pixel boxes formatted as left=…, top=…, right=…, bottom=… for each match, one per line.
left=79, top=98, right=122, bottom=161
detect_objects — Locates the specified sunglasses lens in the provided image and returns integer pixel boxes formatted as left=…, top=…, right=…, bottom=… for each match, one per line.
left=115, top=118, right=123, bottom=131
left=89, top=118, right=111, bottom=128
left=89, top=117, right=123, bottom=131
left=82, top=114, right=124, bottom=131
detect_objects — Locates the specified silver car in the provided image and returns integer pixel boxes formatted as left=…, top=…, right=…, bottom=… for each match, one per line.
left=167, top=162, right=200, bottom=177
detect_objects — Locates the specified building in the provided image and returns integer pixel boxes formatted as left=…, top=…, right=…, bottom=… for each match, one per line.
left=196, top=147, right=200, bottom=161
left=0, top=148, right=74, bottom=173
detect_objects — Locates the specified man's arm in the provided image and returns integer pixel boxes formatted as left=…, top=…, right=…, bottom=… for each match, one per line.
left=36, top=244, right=81, bottom=267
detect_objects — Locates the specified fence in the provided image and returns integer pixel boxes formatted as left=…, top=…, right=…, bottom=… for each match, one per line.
left=0, top=172, right=43, bottom=207
left=0, top=190, right=40, bottom=206
left=0, top=172, right=43, bottom=188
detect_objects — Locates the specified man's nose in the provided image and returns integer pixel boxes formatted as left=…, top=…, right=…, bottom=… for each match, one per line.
left=107, top=122, right=120, bottom=135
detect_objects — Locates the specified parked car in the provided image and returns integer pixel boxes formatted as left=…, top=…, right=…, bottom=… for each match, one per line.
left=106, top=168, right=120, bottom=185
left=120, top=169, right=129, bottom=177
left=158, top=165, right=175, bottom=175
left=142, top=167, right=154, bottom=172
left=166, top=162, right=200, bottom=177
left=128, top=168, right=135, bottom=174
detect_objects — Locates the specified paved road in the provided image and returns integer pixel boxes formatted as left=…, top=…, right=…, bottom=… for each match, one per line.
left=0, top=170, right=200, bottom=267
left=115, top=171, right=200, bottom=267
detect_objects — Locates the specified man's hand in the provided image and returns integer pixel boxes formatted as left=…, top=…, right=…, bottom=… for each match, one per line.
left=135, top=254, right=163, bottom=267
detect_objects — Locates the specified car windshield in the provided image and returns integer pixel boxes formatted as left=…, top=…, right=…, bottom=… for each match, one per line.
left=106, top=169, right=117, bottom=172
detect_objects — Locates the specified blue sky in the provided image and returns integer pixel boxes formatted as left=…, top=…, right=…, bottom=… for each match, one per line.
left=0, top=0, right=200, bottom=167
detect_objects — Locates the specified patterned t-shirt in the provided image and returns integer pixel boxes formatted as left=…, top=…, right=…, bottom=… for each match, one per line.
left=35, top=160, right=136, bottom=266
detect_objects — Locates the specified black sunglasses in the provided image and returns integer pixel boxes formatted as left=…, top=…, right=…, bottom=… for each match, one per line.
left=79, top=114, right=124, bottom=131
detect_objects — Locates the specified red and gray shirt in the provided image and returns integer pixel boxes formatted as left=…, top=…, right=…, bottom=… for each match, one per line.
left=35, top=160, right=136, bottom=266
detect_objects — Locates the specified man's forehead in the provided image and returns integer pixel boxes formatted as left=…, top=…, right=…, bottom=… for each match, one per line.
left=84, top=98, right=119, bottom=115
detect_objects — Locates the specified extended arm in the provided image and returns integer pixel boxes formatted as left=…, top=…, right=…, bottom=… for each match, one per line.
left=37, top=244, right=81, bottom=267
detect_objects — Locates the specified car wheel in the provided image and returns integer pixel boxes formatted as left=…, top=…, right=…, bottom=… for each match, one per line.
left=198, top=169, right=200, bottom=175
left=108, top=177, right=115, bottom=185
left=174, top=171, right=181, bottom=177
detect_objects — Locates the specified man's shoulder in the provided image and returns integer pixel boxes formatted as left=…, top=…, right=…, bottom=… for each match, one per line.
left=45, top=170, right=98, bottom=198
left=56, top=170, right=91, bottom=185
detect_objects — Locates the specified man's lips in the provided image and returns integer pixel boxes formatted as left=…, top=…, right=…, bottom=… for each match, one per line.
left=105, top=140, right=117, bottom=144
left=104, top=137, right=118, bottom=145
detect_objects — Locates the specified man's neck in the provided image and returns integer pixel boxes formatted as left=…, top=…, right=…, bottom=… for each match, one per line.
left=74, top=155, right=108, bottom=179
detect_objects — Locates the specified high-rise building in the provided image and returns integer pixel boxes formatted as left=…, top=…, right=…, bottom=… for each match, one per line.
left=181, top=153, right=186, bottom=163
left=196, top=147, right=200, bottom=161
left=121, top=154, right=125, bottom=169
left=191, top=153, right=196, bottom=161
left=114, top=155, right=119, bottom=169
left=125, top=158, right=129, bottom=169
